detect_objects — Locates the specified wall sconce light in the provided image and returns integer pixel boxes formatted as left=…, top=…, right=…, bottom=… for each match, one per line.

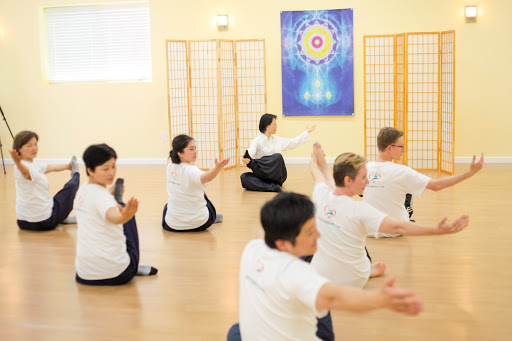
left=465, top=5, right=477, bottom=23
left=217, top=15, right=228, bottom=31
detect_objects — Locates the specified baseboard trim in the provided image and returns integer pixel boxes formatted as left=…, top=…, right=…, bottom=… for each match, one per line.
left=1, top=158, right=168, bottom=165
left=454, top=157, right=512, bottom=164
left=2, top=157, right=511, bottom=165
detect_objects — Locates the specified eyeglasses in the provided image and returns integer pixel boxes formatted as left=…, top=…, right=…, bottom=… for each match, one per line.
left=390, top=145, right=406, bottom=151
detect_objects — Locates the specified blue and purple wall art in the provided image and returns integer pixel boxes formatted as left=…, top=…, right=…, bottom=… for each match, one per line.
left=281, top=9, right=354, bottom=116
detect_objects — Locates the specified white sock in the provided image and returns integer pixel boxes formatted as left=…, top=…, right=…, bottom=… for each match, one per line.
left=62, top=216, right=77, bottom=224
left=136, top=265, right=158, bottom=276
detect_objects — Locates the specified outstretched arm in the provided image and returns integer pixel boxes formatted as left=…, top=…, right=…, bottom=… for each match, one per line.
left=378, top=215, right=469, bottom=236
left=310, top=142, right=335, bottom=188
left=280, top=130, right=312, bottom=152
left=200, top=158, right=230, bottom=184
left=316, top=276, right=423, bottom=316
left=106, top=197, right=139, bottom=225
left=426, top=153, right=484, bottom=191
left=46, top=163, right=72, bottom=173
left=9, top=150, right=31, bottom=180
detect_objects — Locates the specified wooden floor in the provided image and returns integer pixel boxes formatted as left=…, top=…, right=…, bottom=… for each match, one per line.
left=1, top=163, right=511, bottom=341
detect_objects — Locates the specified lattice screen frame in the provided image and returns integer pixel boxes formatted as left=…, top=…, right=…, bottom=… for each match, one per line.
left=166, top=39, right=266, bottom=170
left=363, top=31, right=455, bottom=174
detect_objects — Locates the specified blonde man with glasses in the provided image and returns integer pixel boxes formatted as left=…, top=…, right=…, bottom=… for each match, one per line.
left=364, top=127, right=484, bottom=238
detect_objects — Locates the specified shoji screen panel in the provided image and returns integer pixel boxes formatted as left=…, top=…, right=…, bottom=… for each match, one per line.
left=166, top=40, right=190, bottom=140
left=395, top=34, right=407, bottom=165
left=219, top=40, right=238, bottom=169
left=236, top=39, right=266, bottom=163
left=189, top=40, right=219, bottom=169
left=406, top=33, right=439, bottom=171
left=440, top=31, right=455, bottom=174
left=364, top=35, right=395, bottom=162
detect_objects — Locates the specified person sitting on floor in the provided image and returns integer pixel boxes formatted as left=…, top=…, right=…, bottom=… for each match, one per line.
left=363, top=127, right=483, bottom=237
left=240, top=113, right=315, bottom=192
left=75, top=143, right=157, bottom=286
left=162, top=134, right=228, bottom=232
left=9, top=130, right=80, bottom=231
left=227, top=192, right=424, bottom=341
left=309, top=142, right=470, bottom=289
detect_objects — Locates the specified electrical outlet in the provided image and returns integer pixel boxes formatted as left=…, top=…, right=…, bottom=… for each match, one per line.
left=162, top=132, right=169, bottom=142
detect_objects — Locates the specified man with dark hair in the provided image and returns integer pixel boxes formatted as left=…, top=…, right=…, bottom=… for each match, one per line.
left=227, top=192, right=425, bottom=341
left=364, top=127, right=484, bottom=237
left=75, top=144, right=157, bottom=285
left=240, top=113, right=315, bottom=192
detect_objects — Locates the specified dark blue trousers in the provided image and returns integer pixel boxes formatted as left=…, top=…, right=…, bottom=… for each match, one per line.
left=75, top=202, right=140, bottom=286
left=17, top=173, right=80, bottom=231
left=162, top=194, right=216, bottom=232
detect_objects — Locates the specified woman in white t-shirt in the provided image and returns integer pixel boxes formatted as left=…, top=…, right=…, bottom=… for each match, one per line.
left=75, top=143, right=157, bottom=285
left=162, top=134, right=229, bottom=232
left=309, top=143, right=470, bottom=288
left=9, top=130, right=80, bottom=231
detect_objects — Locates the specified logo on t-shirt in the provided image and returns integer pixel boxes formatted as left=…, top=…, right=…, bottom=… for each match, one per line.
left=324, top=206, right=336, bottom=218
left=75, top=195, right=86, bottom=213
left=256, top=258, right=265, bottom=273
left=368, top=173, right=381, bottom=184
left=169, top=171, right=180, bottom=186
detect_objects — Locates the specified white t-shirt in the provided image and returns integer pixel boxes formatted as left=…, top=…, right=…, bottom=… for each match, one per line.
left=363, top=161, right=431, bottom=222
left=75, top=182, right=130, bottom=280
left=14, top=160, right=53, bottom=222
left=311, top=183, right=387, bottom=288
left=239, top=239, right=329, bottom=341
left=247, top=131, right=310, bottom=159
left=165, top=163, right=208, bottom=230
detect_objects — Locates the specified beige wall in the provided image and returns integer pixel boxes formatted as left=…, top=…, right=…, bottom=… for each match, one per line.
left=0, top=0, right=509, bottom=160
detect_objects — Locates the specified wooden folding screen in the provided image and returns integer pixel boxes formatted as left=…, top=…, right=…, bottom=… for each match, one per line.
left=363, top=31, right=455, bottom=174
left=166, top=39, right=266, bottom=169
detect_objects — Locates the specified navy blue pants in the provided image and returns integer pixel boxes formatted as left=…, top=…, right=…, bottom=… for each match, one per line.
left=76, top=202, right=140, bottom=286
left=227, top=318, right=334, bottom=341
left=17, top=173, right=80, bottom=231
left=162, top=194, right=216, bottom=232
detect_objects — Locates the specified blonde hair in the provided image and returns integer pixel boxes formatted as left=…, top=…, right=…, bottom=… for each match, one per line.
left=333, top=152, right=367, bottom=187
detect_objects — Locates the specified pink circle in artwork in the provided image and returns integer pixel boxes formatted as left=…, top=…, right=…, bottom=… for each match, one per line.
left=312, top=36, right=323, bottom=48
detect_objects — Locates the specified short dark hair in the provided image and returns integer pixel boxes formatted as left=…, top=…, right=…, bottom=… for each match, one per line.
left=261, top=192, right=315, bottom=249
left=169, top=134, right=194, bottom=164
left=377, top=127, right=403, bottom=151
left=83, top=144, right=117, bottom=176
left=259, top=113, right=277, bottom=133
left=13, top=131, right=39, bottom=152
left=333, top=152, right=367, bottom=187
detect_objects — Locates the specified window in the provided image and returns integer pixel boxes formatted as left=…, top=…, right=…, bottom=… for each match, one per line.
left=45, top=1, right=152, bottom=83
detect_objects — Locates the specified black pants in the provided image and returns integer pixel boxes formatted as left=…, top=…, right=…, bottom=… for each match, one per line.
left=76, top=202, right=140, bottom=286
left=162, top=194, right=216, bottom=232
left=240, top=152, right=287, bottom=192
left=17, top=173, right=80, bottom=231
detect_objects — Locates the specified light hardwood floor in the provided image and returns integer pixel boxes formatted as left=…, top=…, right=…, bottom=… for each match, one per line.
left=0, top=163, right=511, bottom=341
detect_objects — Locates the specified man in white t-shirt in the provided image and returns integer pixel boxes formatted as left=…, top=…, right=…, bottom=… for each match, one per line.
left=309, top=143, right=470, bottom=289
left=227, top=192, right=425, bottom=341
left=240, top=113, right=316, bottom=192
left=364, top=127, right=484, bottom=237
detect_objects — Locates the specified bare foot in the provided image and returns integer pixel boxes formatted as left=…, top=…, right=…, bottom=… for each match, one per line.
left=370, top=262, right=386, bottom=278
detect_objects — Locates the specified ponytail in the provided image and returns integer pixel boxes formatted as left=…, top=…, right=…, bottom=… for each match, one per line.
left=169, top=149, right=180, bottom=164
left=169, top=134, right=194, bottom=164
